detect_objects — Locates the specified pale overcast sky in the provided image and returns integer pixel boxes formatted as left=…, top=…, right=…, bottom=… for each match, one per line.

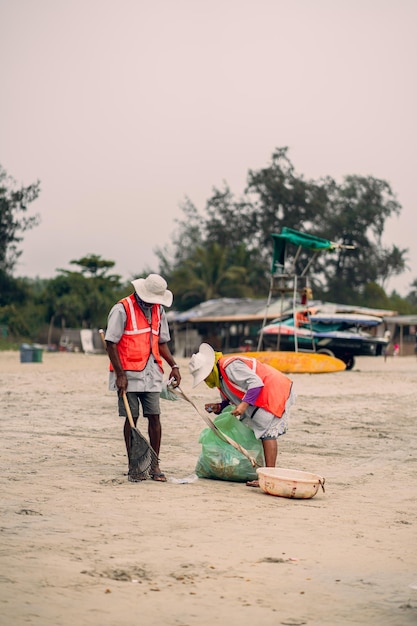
left=1, top=0, right=416, bottom=296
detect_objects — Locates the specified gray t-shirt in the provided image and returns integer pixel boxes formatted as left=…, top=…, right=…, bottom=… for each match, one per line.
left=105, top=297, right=171, bottom=393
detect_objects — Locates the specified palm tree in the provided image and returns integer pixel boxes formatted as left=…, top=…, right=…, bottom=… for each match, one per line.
left=169, top=243, right=253, bottom=309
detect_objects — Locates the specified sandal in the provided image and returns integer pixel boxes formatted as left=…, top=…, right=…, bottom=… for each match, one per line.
left=150, top=472, right=167, bottom=482
left=246, top=480, right=260, bottom=488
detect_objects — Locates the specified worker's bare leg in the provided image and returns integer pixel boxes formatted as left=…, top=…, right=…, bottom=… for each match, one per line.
left=147, top=414, right=166, bottom=481
left=246, top=439, right=277, bottom=487
left=262, top=439, right=278, bottom=467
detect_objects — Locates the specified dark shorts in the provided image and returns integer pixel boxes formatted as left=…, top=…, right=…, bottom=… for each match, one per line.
left=118, top=391, right=161, bottom=418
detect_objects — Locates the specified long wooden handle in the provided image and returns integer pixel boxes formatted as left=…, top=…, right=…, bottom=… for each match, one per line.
left=172, top=385, right=259, bottom=467
left=122, top=391, right=136, bottom=430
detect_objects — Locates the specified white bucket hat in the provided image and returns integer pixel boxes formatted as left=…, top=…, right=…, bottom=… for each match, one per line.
left=131, top=274, right=173, bottom=307
left=189, top=343, right=215, bottom=388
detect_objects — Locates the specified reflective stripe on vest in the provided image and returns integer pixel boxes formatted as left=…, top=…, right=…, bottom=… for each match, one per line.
left=218, top=355, right=292, bottom=418
left=122, top=295, right=161, bottom=339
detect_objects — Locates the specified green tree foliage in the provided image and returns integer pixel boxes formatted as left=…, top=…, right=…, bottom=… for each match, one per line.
left=246, top=147, right=320, bottom=242
left=0, top=277, right=48, bottom=340
left=156, top=189, right=271, bottom=307
left=0, top=165, right=41, bottom=339
left=245, top=150, right=406, bottom=300
left=159, top=147, right=409, bottom=309
left=167, top=242, right=255, bottom=310
left=203, top=186, right=271, bottom=294
left=406, top=279, right=417, bottom=308
left=155, top=198, right=205, bottom=277
left=0, top=270, right=28, bottom=306
left=68, top=254, right=117, bottom=277
left=1, top=251, right=130, bottom=343
left=0, top=165, right=40, bottom=276
left=44, top=255, right=126, bottom=331
left=312, top=175, right=406, bottom=301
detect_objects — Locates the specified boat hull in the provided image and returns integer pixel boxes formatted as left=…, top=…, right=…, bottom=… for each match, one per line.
left=226, top=351, right=346, bottom=374
left=260, top=326, right=388, bottom=367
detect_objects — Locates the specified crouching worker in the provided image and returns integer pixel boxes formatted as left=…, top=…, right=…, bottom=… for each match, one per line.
left=188, top=343, right=296, bottom=487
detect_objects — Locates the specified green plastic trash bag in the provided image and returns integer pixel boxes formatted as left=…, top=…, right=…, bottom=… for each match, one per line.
left=195, top=406, right=265, bottom=482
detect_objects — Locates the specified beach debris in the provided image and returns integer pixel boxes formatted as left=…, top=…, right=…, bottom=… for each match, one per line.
left=167, top=474, right=198, bottom=484
left=16, top=508, right=42, bottom=516
left=258, top=556, right=298, bottom=564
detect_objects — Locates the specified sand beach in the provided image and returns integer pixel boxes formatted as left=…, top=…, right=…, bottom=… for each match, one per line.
left=1, top=350, right=416, bottom=626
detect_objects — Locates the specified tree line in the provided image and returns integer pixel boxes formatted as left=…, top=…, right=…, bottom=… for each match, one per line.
left=1, top=150, right=416, bottom=345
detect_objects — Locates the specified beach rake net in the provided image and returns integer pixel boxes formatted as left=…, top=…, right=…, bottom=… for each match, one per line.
left=122, top=392, right=159, bottom=482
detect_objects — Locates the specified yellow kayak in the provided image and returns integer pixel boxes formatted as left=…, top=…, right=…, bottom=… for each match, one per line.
left=226, top=351, right=346, bottom=374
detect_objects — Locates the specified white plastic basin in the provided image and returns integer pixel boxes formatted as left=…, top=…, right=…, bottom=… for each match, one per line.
left=256, top=467, right=325, bottom=499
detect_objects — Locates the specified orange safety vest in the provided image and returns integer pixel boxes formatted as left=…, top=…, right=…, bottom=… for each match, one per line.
left=109, top=294, right=163, bottom=372
left=218, top=355, right=293, bottom=418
